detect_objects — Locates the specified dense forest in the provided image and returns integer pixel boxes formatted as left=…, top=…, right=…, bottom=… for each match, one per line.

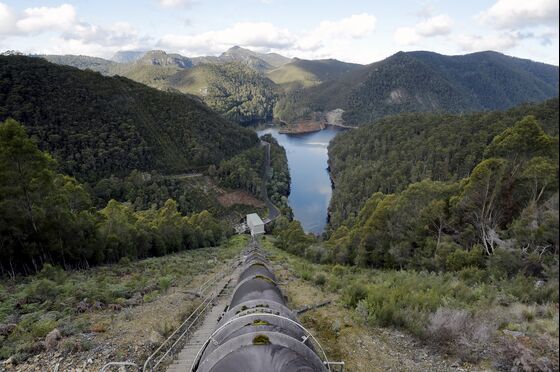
left=172, top=63, right=278, bottom=125
left=215, top=145, right=265, bottom=196
left=328, top=99, right=559, bottom=228
left=261, top=134, right=292, bottom=216
left=275, top=51, right=559, bottom=126
left=273, top=110, right=558, bottom=283
left=325, top=114, right=559, bottom=275
left=0, top=56, right=258, bottom=183
left=0, top=119, right=229, bottom=275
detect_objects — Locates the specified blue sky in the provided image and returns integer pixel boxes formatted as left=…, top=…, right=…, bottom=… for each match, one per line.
left=1, top=0, right=558, bottom=64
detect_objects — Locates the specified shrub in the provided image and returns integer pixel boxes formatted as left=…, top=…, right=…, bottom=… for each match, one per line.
left=25, top=279, right=60, bottom=303
left=487, top=248, right=524, bottom=278
left=143, top=291, right=159, bottom=303
left=313, top=273, right=327, bottom=287
left=158, top=275, right=174, bottom=292
left=426, top=307, right=493, bottom=362
left=30, top=319, right=58, bottom=339
left=341, top=283, right=367, bottom=308
left=458, top=266, right=488, bottom=284
left=37, top=264, right=67, bottom=284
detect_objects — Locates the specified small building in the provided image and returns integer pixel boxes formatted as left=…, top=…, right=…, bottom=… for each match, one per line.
left=246, top=213, right=265, bottom=236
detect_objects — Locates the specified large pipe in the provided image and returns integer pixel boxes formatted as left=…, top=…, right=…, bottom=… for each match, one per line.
left=191, top=241, right=329, bottom=372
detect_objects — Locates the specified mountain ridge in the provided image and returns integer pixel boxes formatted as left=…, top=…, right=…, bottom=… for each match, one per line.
left=274, top=50, right=559, bottom=125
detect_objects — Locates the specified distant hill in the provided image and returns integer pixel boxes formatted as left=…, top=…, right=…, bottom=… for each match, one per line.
left=0, top=56, right=258, bottom=182
left=111, top=50, right=147, bottom=63
left=37, top=48, right=288, bottom=124
left=135, top=50, right=193, bottom=68
left=275, top=51, right=560, bottom=125
left=41, top=54, right=116, bottom=75
left=267, top=58, right=362, bottom=87
left=217, top=46, right=291, bottom=71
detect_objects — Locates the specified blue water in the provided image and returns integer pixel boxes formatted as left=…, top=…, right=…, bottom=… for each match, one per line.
left=257, top=126, right=343, bottom=234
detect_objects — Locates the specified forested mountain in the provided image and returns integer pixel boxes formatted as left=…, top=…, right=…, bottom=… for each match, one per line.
left=37, top=49, right=559, bottom=127
left=135, top=50, right=194, bottom=68
left=41, top=54, right=116, bottom=75
left=36, top=49, right=281, bottom=125
left=0, top=56, right=258, bottom=183
left=167, top=62, right=277, bottom=124
left=276, top=51, right=559, bottom=126
left=267, top=58, right=362, bottom=87
left=327, top=98, right=559, bottom=229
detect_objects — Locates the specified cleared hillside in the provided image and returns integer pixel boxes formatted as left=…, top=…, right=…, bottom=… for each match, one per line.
left=268, top=58, right=361, bottom=87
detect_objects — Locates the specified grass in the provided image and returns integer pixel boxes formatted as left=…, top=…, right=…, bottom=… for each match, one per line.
left=260, top=235, right=559, bottom=370
left=267, top=64, right=319, bottom=87
left=0, top=235, right=247, bottom=362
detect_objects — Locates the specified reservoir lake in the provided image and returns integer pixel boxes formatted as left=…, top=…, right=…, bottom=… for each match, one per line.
left=257, top=126, right=344, bottom=234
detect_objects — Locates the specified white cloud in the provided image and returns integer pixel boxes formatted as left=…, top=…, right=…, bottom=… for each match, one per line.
left=157, top=0, right=193, bottom=8
left=478, top=0, right=559, bottom=29
left=16, top=4, right=76, bottom=34
left=456, top=33, right=519, bottom=51
left=314, top=13, right=376, bottom=39
left=63, top=22, right=140, bottom=47
left=0, top=2, right=17, bottom=35
left=416, top=15, right=453, bottom=37
left=159, top=22, right=295, bottom=55
left=158, top=13, right=376, bottom=60
left=394, top=14, right=452, bottom=45
left=0, top=2, right=146, bottom=57
left=296, top=13, right=376, bottom=51
left=393, top=27, right=420, bottom=45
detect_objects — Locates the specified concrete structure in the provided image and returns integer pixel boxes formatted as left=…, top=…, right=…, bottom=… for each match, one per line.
left=246, top=213, right=265, bottom=236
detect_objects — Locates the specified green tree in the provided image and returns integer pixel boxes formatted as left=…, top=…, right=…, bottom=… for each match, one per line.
left=458, top=158, right=508, bottom=255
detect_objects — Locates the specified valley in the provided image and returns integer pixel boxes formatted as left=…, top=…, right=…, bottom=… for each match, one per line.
left=0, top=3, right=559, bottom=369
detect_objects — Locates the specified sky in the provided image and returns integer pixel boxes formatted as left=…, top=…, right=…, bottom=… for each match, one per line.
left=0, top=0, right=558, bottom=65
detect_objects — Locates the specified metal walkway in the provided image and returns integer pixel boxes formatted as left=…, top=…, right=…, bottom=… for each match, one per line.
left=165, top=265, right=241, bottom=372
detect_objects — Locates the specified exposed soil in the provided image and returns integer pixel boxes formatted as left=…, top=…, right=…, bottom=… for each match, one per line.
left=279, top=118, right=326, bottom=134
left=217, top=190, right=265, bottom=208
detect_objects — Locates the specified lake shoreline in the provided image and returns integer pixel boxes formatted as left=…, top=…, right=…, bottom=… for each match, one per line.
left=256, top=126, right=344, bottom=234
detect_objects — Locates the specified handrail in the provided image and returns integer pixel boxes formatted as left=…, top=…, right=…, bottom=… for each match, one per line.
left=142, top=255, right=239, bottom=371
left=100, top=361, right=139, bottom=371
left=142, top=291, right=215, bottom=371
left=146, top=294, right=215, bottom=371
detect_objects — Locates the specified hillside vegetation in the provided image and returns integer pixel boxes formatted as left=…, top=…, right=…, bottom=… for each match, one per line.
left=263, top=237, right=558, bottom=370
left=39, top=47, right=288, bottom=125
left=0, top=56, right=258, bottom=183
left=0, top=119, right=231, bottom=275
left=270, top=101, right=559, bottom=369
left=275, top=51, right=559, bottom=125
left=0, top=235, right=246, bottom=365
left=267, top=58, right=361, bottom=88
left=328, top=98, right=559, bottom=228
left=168, top=63, right=277, bottom=124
